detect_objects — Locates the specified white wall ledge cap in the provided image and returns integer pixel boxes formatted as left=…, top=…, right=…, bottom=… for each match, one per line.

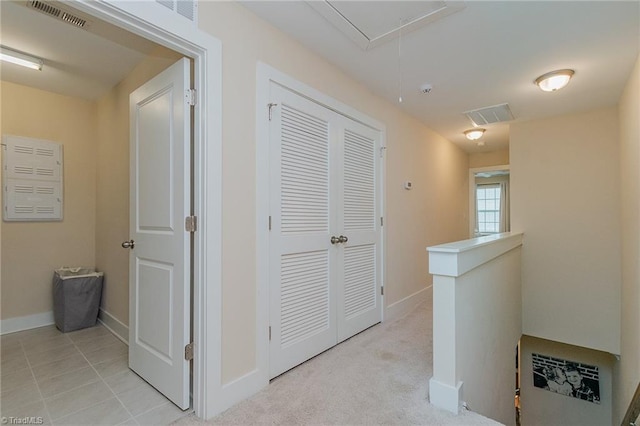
left=427, top=232, right=523, bottom=277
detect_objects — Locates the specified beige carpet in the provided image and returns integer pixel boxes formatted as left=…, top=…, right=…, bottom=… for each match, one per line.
left=175, top=287, right=502, bottom=425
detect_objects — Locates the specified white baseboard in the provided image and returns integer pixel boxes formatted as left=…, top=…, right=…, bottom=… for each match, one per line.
left=214, top=369, right=267, bottom=419
left=384, top=285, right=432, bottom=322
left=1, top=311, right=55, bottom=335
left=97, top=308, right=129, bottom=345
left=429, top=378, right=463, bottom=414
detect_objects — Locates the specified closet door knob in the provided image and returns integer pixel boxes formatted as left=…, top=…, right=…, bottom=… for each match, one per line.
left=331, top=236, right=339, bottom=245
left=338, top=235, right=348, bottom=243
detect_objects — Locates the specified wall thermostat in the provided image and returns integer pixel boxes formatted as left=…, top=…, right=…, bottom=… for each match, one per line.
left=404, top=181, right=413, bottom=190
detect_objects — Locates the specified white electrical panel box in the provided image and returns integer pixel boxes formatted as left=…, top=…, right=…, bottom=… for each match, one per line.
left=2, top=135, right=63, bottom=221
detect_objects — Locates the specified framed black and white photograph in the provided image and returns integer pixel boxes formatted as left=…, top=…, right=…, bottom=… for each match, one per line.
left=532, top=353, right=600, bottom=404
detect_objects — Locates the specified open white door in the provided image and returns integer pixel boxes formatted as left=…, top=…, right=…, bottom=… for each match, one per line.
left=126, top=57, right=191, bottom=410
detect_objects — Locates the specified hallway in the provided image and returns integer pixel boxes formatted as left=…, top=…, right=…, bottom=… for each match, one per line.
left=177, top=288, right=500, bottom=425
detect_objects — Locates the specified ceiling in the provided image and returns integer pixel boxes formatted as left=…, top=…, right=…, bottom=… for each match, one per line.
left=1, top=1, right=638, bottom=154
left=242, top=1, right=640, bottom=153
left=0, top=0, right=160, bottom=100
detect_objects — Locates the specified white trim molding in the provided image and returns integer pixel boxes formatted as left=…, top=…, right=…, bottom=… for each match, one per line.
left=429, top=378, right=463, bottom=414
left=384, top=285, right=431, bottom=322
left=97, top=308, right=129, bottom=344
left=65, top=1, right=223, bottom=419
left=0, top=311, right=54, bottom=335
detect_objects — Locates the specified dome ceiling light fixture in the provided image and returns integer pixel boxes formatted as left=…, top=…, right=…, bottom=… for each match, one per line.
left=535, top=69, right=575, bottom=92
left=464, top=128, right=486, bottom=141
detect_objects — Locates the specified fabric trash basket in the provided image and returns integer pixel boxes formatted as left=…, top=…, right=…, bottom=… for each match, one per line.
left=53, top=267, right=104, bottom=332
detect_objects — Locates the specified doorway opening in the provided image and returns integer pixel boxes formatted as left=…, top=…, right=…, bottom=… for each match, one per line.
left=2, top=2, right=221, bottom=417
left=468, top=165, right=510, bottom=238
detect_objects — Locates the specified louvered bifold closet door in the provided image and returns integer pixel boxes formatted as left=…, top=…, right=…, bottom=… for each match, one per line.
left=335, top=117, right=382, bottom=343
left=269, top=85, right=338, bottom=379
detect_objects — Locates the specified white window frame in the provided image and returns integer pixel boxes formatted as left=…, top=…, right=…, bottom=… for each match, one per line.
left=476, top=183, right=501, bottom=235
left=468, top=165, right=509, bottom=238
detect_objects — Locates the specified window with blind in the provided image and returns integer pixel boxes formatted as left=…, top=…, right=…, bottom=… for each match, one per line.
left=476, top=184, right=501, bottom=234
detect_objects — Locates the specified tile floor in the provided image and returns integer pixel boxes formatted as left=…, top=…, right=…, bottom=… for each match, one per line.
left=1, top=324, right=190, bottom=425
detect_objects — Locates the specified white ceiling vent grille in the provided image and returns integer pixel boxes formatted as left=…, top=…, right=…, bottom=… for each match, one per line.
left=60, top=11, right=87, bottom=28
left=464, top=103, right=514, bottom=126
left=155, top=0, right=198, bottom=24
left=27, top=1, right=91, bottom=29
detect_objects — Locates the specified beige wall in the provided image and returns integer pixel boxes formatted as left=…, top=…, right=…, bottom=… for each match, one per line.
left=469, top=148, right=509, bottom=168
left=520, top=336, right=613, bottom=426
left=613, top=55, right=640, bottom=424
left=95, top=47, right=182, bottom=325
left=0, top=82, right=97, bottom=319
left=511, top=108, right=621, bottom=354
left=0, top=47, right=181, bottom=325
left=197, top=2, right=469, bottom=383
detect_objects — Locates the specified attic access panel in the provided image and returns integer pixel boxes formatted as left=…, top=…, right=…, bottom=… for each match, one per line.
left=307, top=1, right=466, bottom=50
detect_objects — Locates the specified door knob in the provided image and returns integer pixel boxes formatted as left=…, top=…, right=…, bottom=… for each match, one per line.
left=331, top=236, right=339, bottom=245
left=121, top=240, right=135, bottom=249
left=338, top=235, right=348, bottom=243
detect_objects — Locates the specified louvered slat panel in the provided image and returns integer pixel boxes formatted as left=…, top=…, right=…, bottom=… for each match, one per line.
left=344, top=129, right=375, bottom=231
left=36, top=168, right=54, bottom=176
left=14, top=166, right=34, bottom=175
left=281, top=250, right=330, bottom=347
left=344, top=244, right=376, bottom=319
left=281, top=104, right=329, bottom=234
left=36, top=148, right=54, bottom=156
left=15, top=185, right=34, bottom=194
left=176, top=0, right=195, bottom=20
left=156, top=0, right=174, bottom=10
left=14, top=145, right=33, bottom=155
left=36, top=186, right=55, bottom=195
left=15, top=206, right=34, bottom=214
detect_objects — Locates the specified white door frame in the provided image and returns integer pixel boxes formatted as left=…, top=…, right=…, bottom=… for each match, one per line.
left=67, top=1, right=222, bottom=419
left=256, top=63, right=387, bottom=389
left=468, top=164, right=510, bottom=238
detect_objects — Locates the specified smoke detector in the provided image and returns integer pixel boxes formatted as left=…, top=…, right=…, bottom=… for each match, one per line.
left=420, top=83, right=433, bottom=94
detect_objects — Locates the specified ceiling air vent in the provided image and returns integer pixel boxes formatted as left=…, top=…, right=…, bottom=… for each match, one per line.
left=60, top=11, right=87, bottom=28
left=155, top=0, right=198, bottom=23
left=29, top=0, right=60, bottom=18
left=464, top=103, right=514, bottom=126
left=27, top=1, right=91, bottom=29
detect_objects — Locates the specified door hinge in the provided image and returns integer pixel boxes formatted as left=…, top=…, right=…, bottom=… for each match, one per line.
left=185, top=342, right=194, bottom=361
left=380, top=217, right=384, bottom=227
left=381, top=286, right=384, bottom=296
left=268, top=103, right=278, bottom=121
left=269, top=215, right=272, bottom=230
left=187, top=89, right=197, bottom=106
left=269, top=326, right=272, bottom=341
left=380, top=146, right=387, bottom=158
left=185, top=216, right=197, bottom=232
